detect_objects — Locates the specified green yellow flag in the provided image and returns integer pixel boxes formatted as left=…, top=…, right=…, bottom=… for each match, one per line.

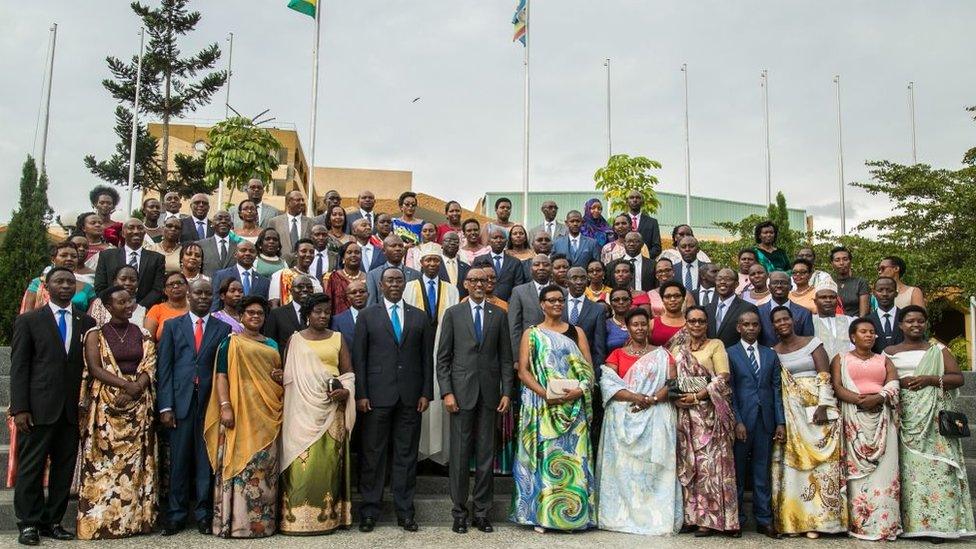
left=287, top=0, right=316, bottom=17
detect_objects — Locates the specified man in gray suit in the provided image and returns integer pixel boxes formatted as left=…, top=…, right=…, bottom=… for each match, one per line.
left=529, top=200, right=567, bottom=240
left=508, top=254, right=553, bottom=368
left=437, top=269, right=513, bottom=534
left=366, top=235, right=421, bottom=305
left=266, top=190, right=312, bottom=265
left=230, top=178, right=281, bottom=228
left=197, top=211, right=237, bottom=278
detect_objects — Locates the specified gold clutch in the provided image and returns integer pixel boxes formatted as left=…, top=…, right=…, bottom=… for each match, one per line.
left=545, top=378, right=580, bottom=399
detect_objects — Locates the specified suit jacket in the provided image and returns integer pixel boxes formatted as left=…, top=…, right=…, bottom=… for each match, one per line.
left=267, top=213, right=313, bottom=264
left=529, top=220, right=567, bottom=239
left=552, top=234, right=600, bottom=268
left=358, top=243, right=387, bottom=272
left=330, top=308, right=358, bottom=346
left=198, top=235, right=238, bottom=278
left=758, top=300, right=814, bottom=347
left=672, top=260, right=701, bottom=293
left=262, top=302, right=305, bottom=355
left=9, top=306, right=96, bottom=425
left=156, top=313, right=231, bottom=420
left=706, top=295, right=760, bottom=347
left=562, top=295, right=607, bottom=368
left=230, top=201, right=281, bottom=228
left=209, top=265, right=271, bottom=310
left=622, top=212, right=662, bottom=259
left=475, top=252, right=525, bottom=302
left=180, top=216, right=214, bottom=244
left=352, top=302, right=434, bottom=407
left=727, top=342, right=785, bottom=433
left=867, top=308, right=904, bottom=353
left=93, top=247, right=166, bottom=307
left=365, top=263, right=422, bottom=306
left=508, top=281, right=549, bottom=359
left=345, top=209, right=370, bottom=234
left=403, top=277, right=459, bottom=326
left=606, top=257, right=655, bottom=292
left=440, top=257, right=470, bottom=299
left=436, top=301, right=513, bottom=409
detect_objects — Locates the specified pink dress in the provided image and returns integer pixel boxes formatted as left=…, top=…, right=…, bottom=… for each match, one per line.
left=845, top=352, right=886, bottom=393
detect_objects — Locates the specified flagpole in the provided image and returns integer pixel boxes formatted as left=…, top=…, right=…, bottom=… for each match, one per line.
left=225, top=32, right=234, bottom=119
left=306, top=2, right=322, bottom=217
left=907, top=81, right=917, bottom=164
left=834, top=74, right=846, bottom=235
left=761, top=69, right=771, bottom=205
left=681, top=63, right=691, bottom=226
left=38, top=23, right=58, bottom=175
left=605, top=58, right=612, bottom=160
left=126, top=27, right=145, bottom=215
left=521, top=0, right=530, bottom=225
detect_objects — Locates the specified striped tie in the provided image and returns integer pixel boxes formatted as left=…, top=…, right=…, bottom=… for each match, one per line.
left=748, top=345, right=759, bottom=375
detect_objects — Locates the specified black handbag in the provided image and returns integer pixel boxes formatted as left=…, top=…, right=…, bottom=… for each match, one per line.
left=938, top=410, right=970, bottom=438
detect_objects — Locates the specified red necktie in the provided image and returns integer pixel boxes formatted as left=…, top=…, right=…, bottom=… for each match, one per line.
left=194, top=318, right=204, bottom=352
left=631, top=214, right=638, bottom=231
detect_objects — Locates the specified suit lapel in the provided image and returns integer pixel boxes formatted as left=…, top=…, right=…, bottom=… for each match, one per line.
left=200, top=315, right=224, bottom=355
left=69, top=310, right=84, bottom=357
left=398, top=305, right=412, bottom=347
left=41, top=307, right=68, bottom=358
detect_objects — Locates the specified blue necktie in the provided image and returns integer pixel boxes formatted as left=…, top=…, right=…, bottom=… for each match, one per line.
left=315, top=253, right=324, bottom=280
left=474, top=304, right=483, bottom=345
left=196, top=220, right=205, bottom=240
left=493, top=255, right=502, bottom=274
left=570, top=238, right=579, bottom=258
left=242, top=271, right=251, bottom=295
left=569, top=298, right=581, bottom=325
left=684, top=263, right=693, bottom=290
left=56, top=309, right=68, bottom=348
left=426, top=279, right=437, bottom=319
left=390, top=303, right=402, bottom=343
left=748, top=345, right=759, bottom=375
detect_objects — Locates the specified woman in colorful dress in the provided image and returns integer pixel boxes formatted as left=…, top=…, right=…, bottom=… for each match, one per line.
left=254, top=228, right=288, bottom=278
left=144, top=217, right=184, bottom=272
left=87, top=265, right=146, bottom=327
left=669, top=306, right=738, bottom=537
left=788, top=258, right=817, bottom=314
left=212, top=277, right=244, bottom=333
left=458, top=219, right=490, bottom=264
left=831, top=318, right=901, bottom=541
left=204, top=296, right=284, bottom=538
left=580, top=198, right=615, bottom=248
left=233, top=199, right=262, bottom=243
left=77, top=286, right=157, bottom=539
left=74, top=212, right=113, bottom=269
left=753, top=221, right=790, bottom=274
left=68, top=235, right=97, bottom=286
left=598, top=308, right=682, bottom=535
left=392, top=191, right=424, bottom=246
left=20, top=242, right=95, bottom=313
left=436, top=200, right=464, bottom=243
left=405, top=222, right=442, bottom=270
left=511, top=285, right=596, bottom=533
left=323, top=241, right=365, bottom=317
left=605, top=288, right=632, bottom=354
left=769, top=306, right=847, bottom=538
left=90, top=185, right=124, bottom=247
left=179, top=242, right=210, bottom=285
left=279, top=293, right=355, bottom=535
left=600, top=215, right=633, bottom=264
left=584, top=260, right=612, bottom=303
left=650, top=281, right=687, bottom=347
left=144, top=272, right=189, bottom=341
left=742, top=263, right=773, bottom=306
left=506, top=224, right=534, bottom=262
left=324, top=205, right=354, bottom=249
left=885, top=305, right=974, bottom=540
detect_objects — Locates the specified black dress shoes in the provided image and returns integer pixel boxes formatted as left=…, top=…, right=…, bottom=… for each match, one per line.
left=397, top=517, right=419, bottom=532
left=726, top=529, right=742, bottom=538
left=39, top=525, right=75, bottom=540
left=197, top=519, right=212, bottom=535
left=757, top=524, right=780, bottom=539
left=452, top=518, right=468, bottom=534
left=17, top=527, right=39, bottom=546
left=471, top=518, right=494, bottom=533
left=160, top=523, right=184, bottom=536
left=359, top=517, right=376, bottom=533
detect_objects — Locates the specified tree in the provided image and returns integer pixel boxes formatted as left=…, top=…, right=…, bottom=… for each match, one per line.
left=593, top=154, right=662, bottom=214
left=84, top=106, right=162, bottom=190
left=0, top=157, right=54, bottom=343
left=204, top=116, right=281, bottom=209
left=702, top=192, right=802, bottom=264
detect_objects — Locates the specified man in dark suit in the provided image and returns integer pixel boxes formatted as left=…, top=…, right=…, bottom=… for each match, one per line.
left=727, top=310, right=784, bottom=539
left=622, top=190, right=662, bottom=258
left=197, top=210, right=237, bottom=278
left=551, top=211, right=600, bottom=268
left=180, top=193, right=214, bottom=243
left=521, top=230, right=553, bottom=280
left=262, top=274, right=314, bottom=355
left=343, top=190, right=376, bottom=233
left=330, top=280, right=368, bottom=345
left=693, top=263, right=719, bottom=306
left=209, top=241, right=271, bottom=310
left=475, top=228, right=525, bottom=302
left=366, top=235, right=421, bottom=305
left=93, top=218, right=165, bottom=307
left=706, top=268, right=760, bottom=347
left=157, top=279, right=232, bottom=535
left=867, top=276, right=903, bottom=352
left=230, top=178, right=281, bottom=228
left=437, top=269, right=513, bottom=534
left=672, top=236, right=705, bottom=294
left=266, top=190, right=313, bottom=265
left=758, top=271, right=813, bottom=347
left=309, top=224, right=339, bottom=281
left=439, top=232, right=470, bottom=298
left=354, top=268, right=434, bottom=533
left=612, top=231, right=655, bottom=291
left=10, top=268, right=96, bottom=544
left=351, top=218, right=385, bottom=272
left=508, top=254, right=553, bottom=366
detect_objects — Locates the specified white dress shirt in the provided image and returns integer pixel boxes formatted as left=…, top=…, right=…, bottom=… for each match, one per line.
left=683, top=259, right=700, bottom=289
left=361, top=242, right=375, bottom=269
left=286, top=213, right=302, bottom=233
left=567, top=295, right=585, bottom=322
left=468, top=297, right=486, bottom=324
left=623, top=254, right=643, bottom=290
left=236, top=264, right=255, bottom=281
left=383, top=298, right=407, bottom=322
left=714, top=294, right=736, bottom=326
left=48, top=301, right=72, bottom=354
left=878, top=306, right=899, bottom=333
left=740, top=339, right=760, bottom=371
left=124, top=245, right=143, bottom=271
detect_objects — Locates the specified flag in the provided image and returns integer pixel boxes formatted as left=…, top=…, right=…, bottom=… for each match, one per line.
left=288, top=0, right=316, bottom=18
left=512, top=0, right=526, bottom=45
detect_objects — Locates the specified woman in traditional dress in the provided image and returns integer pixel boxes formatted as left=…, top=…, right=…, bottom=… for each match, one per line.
left=877, top=256, right=925, bottom=308
left=90, top=185, right=124, bottom=246
left=886, top=305, right=974, bottom=540
left=600, top=215, right=633, bottom=264
left=650, top=281, right=687, bottom=347
left=254, top=228, right=288, bottom=277
left=392, top=191, right=424, bottom=246
left=204, top=296, right=284, bottom=538
left=21, top=242, right=95, bottom=313
left=788, top=258, right=817, bottom=314
left=322, top=241, right=365, bottom=317
left=753, top=221, right=790, bottom=274
left=68, top=235, right=96, bottom=286
left=144, top=217, right=184, bottom=272
left=584, top=260, right=611, bottom=303
left=144, top=271, right=189, bottom=341
left=233, top=199, right=262, bottom=243
left=458, top=219, right=490, bottom=264
left=598, top=308, right=682, bottom=535
left=280, top=293, right=355, bottom=535
left=769, top=306, right=847, bottom=538
left=510, top=285, right=596, bottom=533
left=77, top=286, right=157, bottom=539
left=605, top=288, right=632, bottom=354
left=742, top=263, right=773, bottom=306
left=87, top=265, right=146, bottom=327
left=580, top=198, right=615, bottom=248
left=831, top=318, right=901, bottom=541
left=212, top=277, right=244, bottom=333
left=506, top=224, right=534, bottom=261
left=669, top=306, right=738, bottom=537
left=74, top=212, right=113, bottom=269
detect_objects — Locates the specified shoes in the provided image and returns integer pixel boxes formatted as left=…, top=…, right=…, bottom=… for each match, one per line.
left=693, top=527, right=715, bottom=537
left=472, top=518, right=494, bottom=533
left=197, top=519, right=212, bottom=535
left=757, top=524, right=780, bottom=539
left=452, top=518, right=467, bottom=534
left=160, top=523, right=184, bottom=536
left=678, top=524, right=696, bottom=534
left=359, top=517, right=376, bottom=533
left=39, top=525, right=75, bottom=540
left=397, top=517, right=419, bottom=532
left=726, top=529, right=742, bottom=538
left=17, top=527, right=39, bottom=546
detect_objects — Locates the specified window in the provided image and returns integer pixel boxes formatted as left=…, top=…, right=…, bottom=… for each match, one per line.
left=273, top=178, right=288, bottom=196
left=277, top=148, right=289, bottom=164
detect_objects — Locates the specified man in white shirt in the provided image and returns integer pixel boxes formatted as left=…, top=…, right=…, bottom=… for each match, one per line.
left=673, top=236, right=702, bottom=293
left=266, top=190, right=312, bottom=264
left=179, top=194, right=213, bottom=243
left=529, top=200, right=567, bottom=240
left=198, top=211, right=237, bottom=277
left=162, top=191, right=187, bottom=222
left=345, top=190, right=377, bottom=233
left=308, top=224, right=338, bottom=281
left=352, top=218, right=381, bottom=271
left=695, top=263, right=719, bottom=307
left=812, top=281, right=853, bottom=361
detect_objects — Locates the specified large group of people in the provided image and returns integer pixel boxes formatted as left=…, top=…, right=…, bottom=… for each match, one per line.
left=7, top=180, right=973, bottom=545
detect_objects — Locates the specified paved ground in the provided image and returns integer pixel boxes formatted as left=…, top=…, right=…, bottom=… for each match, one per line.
left=0, top=527, right=964, bottom=549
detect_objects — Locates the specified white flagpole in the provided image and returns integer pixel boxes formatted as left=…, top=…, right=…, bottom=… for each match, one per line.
left=225, top=32, right=234, bottom=119
left=761, top=69, right=771, bottom=205
left=908, top=81, right=917, bottom=164
left=38, top=23, right=58, bottom=174
left=306, top=3, right=322, bottom=217
left=605, top=58, right=612, bottom=160
left=681, top=63, right=691, bottom=225
left=126, top=27, right=145, bottom=215
left=521, top=0, right=530, bottom=225
left=834, top=75, right=846, bottom=235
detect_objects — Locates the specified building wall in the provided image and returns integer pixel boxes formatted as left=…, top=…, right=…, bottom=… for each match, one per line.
left=311, top=167, right=412, bottom=203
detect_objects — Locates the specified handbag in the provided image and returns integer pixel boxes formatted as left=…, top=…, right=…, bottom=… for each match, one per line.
left=545, top=379, right=580, bottom=400
left=666, top=376, right=710, bottom=399
left=938, top=410, right=970, bottom=438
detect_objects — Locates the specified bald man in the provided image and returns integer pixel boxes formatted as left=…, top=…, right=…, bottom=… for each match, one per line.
left=266, top=190, right=313, bottom=264
left=180, top=193, right=214, bottom=243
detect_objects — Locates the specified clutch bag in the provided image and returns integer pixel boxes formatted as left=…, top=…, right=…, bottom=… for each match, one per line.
left=545, top=378, right=580, bottom=399
left=938, top=410, right=970, bottom=438
left=666, top=376, right=710, bottom=400
left=804, top=405, right=839, bottom=423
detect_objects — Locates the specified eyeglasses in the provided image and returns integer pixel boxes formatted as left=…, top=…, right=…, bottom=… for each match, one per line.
left=242, top=309, right=265, bottom=317
left=686, top=318, right=707, bottom=325
left=543, top=297, right=565, bottom=304
left=466, top=278, right=488, bottom=285
left=662, top=293, right=684, bottom=300
left=610, top=296, right=631, bottom=303
left=166, top=281, right=187, bottom=288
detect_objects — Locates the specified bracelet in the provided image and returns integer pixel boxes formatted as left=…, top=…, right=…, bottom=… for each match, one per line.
left=939, top=375, right=944, bottom=392
left=219, top=401, right=231, bottom=408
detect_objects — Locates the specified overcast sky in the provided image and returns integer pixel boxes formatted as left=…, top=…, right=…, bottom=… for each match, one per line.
left=2, top=1, right=974, bottom=234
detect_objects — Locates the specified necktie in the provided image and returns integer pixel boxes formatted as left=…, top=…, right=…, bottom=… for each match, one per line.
left=56, top=309, right=68, bottom=349
left=426, top=279, right=437, bottom=319
left=445, top=258, right=457, bottom=284
left=883, top=313, right=892, bottom=336
left=748, top=345, right=759, bottom=375
left=570, top=298, right=581, bottom=324
left=242, top=271, right=251, bottom=295
left=196, top=220, right=205, bottom=240
left=493, top=255, right=502, bottom=273
left=546, top=222, right=554, bottom=238
left=365, top=212, right=373, bottom=229
left=717, top=301, right=727, bottom=326
left=315, top=253, right=324, bottom=279
left=390, top=303, right=402, bottom=343
left=701, top=289, right=711, bottom=307
left=474, top=305, right=484, bottom=344
left=684, top=263, right=693, bottom=290
left=631, top=215, right=639, bottom=231
left=219, top=239, right=227, bottom=263
left=129, top=251, right=138, bottom=270
left=290, top=218, right=300, bottom=245
left=194, top=318, right=204, bottom=352
left=570, top=238, right=579, bottom=257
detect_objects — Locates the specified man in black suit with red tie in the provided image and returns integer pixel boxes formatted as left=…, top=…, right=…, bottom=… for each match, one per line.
left=621, top=190, right=662, bottom=259
left=10, top=268, right=96, bottom=545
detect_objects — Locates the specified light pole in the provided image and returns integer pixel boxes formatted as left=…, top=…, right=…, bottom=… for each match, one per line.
left=681, top=63, right=691, bottom=225
left=604, top=57, right=612, bottom=160
left=908, top=81, right=917, bottom=164
left=761, top=69, right=771, bottom=205
left=125, top=27, right=145, bottom=215
left=834, top=75, right=846, bottom=235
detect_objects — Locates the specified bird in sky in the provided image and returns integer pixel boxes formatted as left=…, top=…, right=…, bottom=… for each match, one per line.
left=412, top=97, right=421, bottom=103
